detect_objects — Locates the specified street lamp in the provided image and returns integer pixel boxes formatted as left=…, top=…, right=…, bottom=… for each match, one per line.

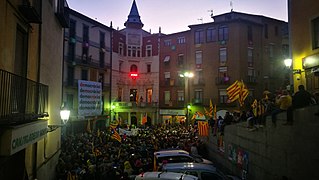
left=47, top=107, right=70, bottom=132
left=180, top=71, right=194, bottom=125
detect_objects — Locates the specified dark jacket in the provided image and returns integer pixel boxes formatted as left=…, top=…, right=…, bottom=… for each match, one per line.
left=292, top=90, right=312, bottom=109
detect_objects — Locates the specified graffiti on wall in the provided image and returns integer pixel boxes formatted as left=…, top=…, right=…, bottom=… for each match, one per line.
left=227, top=144, right=249, bottom=180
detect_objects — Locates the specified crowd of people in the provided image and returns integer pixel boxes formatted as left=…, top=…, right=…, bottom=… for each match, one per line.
left=56, top=124, right=208, bottom=180
left=209, top=84, right=318, bottom=133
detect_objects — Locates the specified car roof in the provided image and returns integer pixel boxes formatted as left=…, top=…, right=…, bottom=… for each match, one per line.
left=162, top=162, right=217, bottom=172
left=135, top=171, right=198, bottom=180
left=154, top=149, right=189, bottom=157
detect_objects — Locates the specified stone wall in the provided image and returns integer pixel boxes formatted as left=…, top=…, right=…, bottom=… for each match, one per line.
left=206, top=105, right=319, bottom=180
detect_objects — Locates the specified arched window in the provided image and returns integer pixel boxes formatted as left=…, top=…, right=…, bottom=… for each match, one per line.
left=130, top=64, right=138, bottom=72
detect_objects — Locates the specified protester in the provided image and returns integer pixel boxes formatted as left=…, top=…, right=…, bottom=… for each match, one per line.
left=271, top=90, right=292, bottom=127
left=56, top=124, right=207, bottom=180
left=285, top=85, right=312, bottom=125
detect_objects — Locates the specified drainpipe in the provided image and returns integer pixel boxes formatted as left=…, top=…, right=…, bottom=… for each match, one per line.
left=33, top=0, right=43, bottom=178
left=108, top=22, right=113, bottom=127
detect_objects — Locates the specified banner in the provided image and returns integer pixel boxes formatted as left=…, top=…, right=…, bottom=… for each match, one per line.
left=78, top=80, right=102, bottom=116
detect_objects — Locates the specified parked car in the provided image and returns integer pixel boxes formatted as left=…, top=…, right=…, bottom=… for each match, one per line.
left=162, top=162, right=230, bottom=180
left=135, top=171, right=198, bottom=180
left=153, top=149, right=213, bottom=171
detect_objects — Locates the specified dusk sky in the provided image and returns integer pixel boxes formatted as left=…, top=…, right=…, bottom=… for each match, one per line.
left=67, top=0, right=288, bottom=34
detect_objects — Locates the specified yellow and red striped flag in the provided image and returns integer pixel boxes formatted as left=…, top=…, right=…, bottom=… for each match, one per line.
left=213, top=104, right=217, bottom=120
left=239, top=80, right=249, bottom=107
left=204, top=100, right=213, bottom=118
left=111, top=128, right=122, bottom=143
left=198, top=121, right=209, bottom=136
left=227, top=80, right=241, bottom=102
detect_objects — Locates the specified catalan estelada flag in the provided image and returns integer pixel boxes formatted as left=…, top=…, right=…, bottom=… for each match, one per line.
left=198, top=121, right=209, bottom=136
left=111, top=128, right=122, bottom=143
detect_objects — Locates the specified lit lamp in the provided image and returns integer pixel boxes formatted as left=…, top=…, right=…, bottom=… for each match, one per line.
left=47, top=108, right=70, bottom=132
left=284, top=58, right=302, bottom=74
left=180, top=71, right=194, bottom=125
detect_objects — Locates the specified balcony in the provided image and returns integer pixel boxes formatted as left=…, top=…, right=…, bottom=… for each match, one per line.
left=246, top=76, right=257, bottom=84
left=18, top=0, right=41, bottom=24
left=64, top=79, right=110, bottom=90
left=65, top=55, right=111, bottom=69
left=215, top=77, right=230, bottom=85
left=55, top=0, right=70, bottom=28
left=113, top=101, right=158, bottom=108
left=0, top=69, right=48, bottom=125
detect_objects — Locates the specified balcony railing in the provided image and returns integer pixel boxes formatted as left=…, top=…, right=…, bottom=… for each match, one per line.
left=0, top=69, right=48, bottom=125
left=246, top=76, right=257, bottom=84
left=18, top=0, right=42, bottom=24
left=215, top=77, right=231, bottom=85
left=113, top=101, right=158, bottom=108
left=65, top=55, right=111, bottom=69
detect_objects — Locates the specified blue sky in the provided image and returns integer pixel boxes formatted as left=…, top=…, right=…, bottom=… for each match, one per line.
left=67, top=0, right=288, bottom=34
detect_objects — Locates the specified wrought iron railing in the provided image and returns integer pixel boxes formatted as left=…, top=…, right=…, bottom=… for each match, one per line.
left=0, top=69, right=48, bottom=125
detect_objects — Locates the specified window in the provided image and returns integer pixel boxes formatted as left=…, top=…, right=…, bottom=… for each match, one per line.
left=146, top=89, right=152, bottom=103
left=195, top=51, right=202, bottom=65
left=130, top=64, right=138, bottom=72
left=195, top=29, right=204, bottom=44
left=98, top=73, right=104, bottom=88
left=248, top=48, right=253, bottom=66
left=247, top=25, right=253, bottom=42
left=66, top=94, right=74, bottom=109
left=219, top=48, right=227, bottom=66
left=164, top=91, right=171, bottom=105
left=119, top=42, right=124, bottom=55
left=207, top=27, right=217, bottom=42
left=119, top=61, right=123, bottom=72
left=178, top=54, right=184, bottom=67
left=164, top=39, right=171, bottom=46
left=219, top=89, right=227, bottom=104
left=194, top=70, right=203, bottom=85
left=99, top=51, right=105, bottom=68
left=264, top=24, right=268, bottom=39
left=146, top=45, right=152, bottom=57
left=147, top=64, right=151, bottom=73
left=218, top=67, right=229, bottom=83
left=69, top=19, right=76, bottom=38
left=127, top=46, right=140, bottom=57
left=218, top=26, right=228, bottom=41
left=81, top=69, right=88, bottom=80
left=177, top=90, right=184, bottom=101
left=14, top=25, right=28, bottom=78
left=164, top=72, right=171, bottom=86
left=130, top=89, right=137, bottom=102
left=100, top=31, right=105, bottom=48
left=117, top=88, right=123, bottom=101
left=194, top=89, right=203, bottom=103
left=248, top=68, right=255, bottom=76
left=177, top=37, right=186, bottom=44
left=312, top=16, right=319, bottom=49
left=67, top=66, right=74, bottom=86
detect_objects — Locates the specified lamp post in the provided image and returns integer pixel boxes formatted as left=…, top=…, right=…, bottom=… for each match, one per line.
left=47, top=107, right=70, bottom=133
left=180, top=72, right=194, bottom=125
left=284, top=58, right=293, bottom=92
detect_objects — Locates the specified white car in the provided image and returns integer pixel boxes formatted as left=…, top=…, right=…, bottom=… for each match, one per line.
left=153, top=149, right=213, bottom=171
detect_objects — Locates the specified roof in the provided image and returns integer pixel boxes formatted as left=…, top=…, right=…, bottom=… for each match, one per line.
left=124, top=0, right=144, bottom=28
left=154, top=149, right=189, bottom=157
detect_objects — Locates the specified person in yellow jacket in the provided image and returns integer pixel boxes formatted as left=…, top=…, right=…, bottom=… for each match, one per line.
left=271, top=90, right=292, bottom=127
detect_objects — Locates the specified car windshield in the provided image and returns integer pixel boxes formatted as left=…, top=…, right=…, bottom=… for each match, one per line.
left=190, top=154, right=203, bottom=163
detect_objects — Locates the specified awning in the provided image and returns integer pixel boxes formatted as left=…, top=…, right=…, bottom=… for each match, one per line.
left=164, top=56, right=170, bottom=62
